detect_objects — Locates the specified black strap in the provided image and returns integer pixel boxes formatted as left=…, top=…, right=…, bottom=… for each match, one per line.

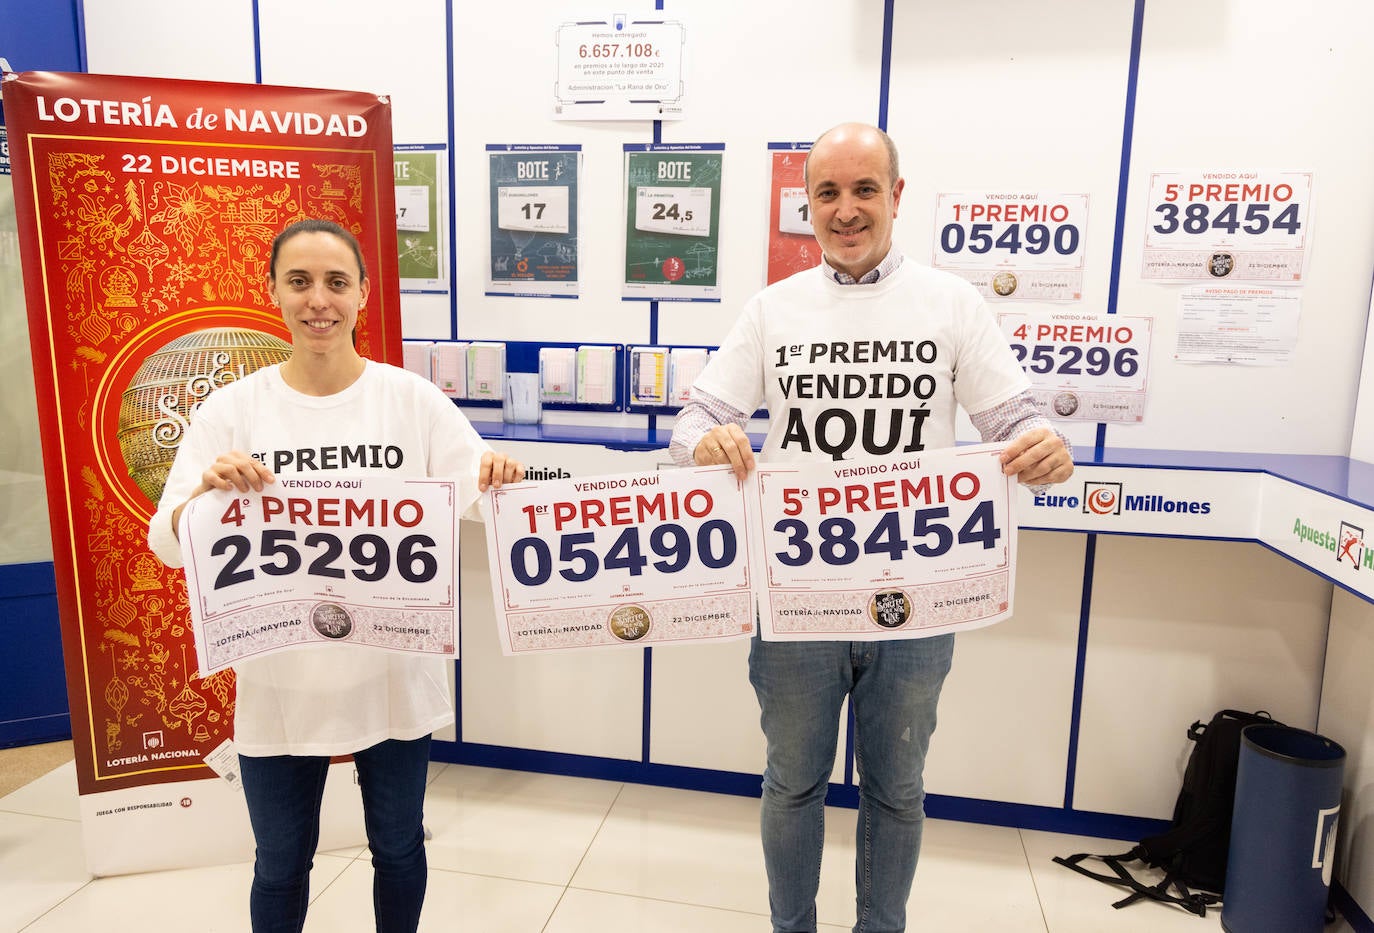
left=1052, top=851, right=1219, bottom=918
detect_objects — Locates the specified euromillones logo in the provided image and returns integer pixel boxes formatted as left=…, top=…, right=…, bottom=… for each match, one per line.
left=1031, top=481, right=1212, bottom=516
left=1083, top=482, right=1121, bottom=515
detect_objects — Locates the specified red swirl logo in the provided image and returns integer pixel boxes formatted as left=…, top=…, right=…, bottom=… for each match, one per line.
left=1087, top=487, right=1118, bottom=515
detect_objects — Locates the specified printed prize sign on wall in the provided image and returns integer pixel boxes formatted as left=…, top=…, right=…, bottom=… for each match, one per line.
left=932, top=191, right=1089, bottom=302
left=998, top=310, right=1153, bottom=422
left=1142, top=171, right=1314, bottom=282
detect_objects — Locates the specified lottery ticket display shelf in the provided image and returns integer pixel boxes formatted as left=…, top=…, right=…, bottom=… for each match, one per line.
left=468, top=418, right=1374, bottom=605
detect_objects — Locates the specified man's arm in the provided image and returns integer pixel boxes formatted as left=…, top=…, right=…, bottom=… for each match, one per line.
left=970, top=391, right=1074, bottom=487
left=668, top=386, right=756, bottom=478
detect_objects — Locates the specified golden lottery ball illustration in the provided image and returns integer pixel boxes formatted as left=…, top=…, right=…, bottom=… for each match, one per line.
left=118, top=328, right=292, bottom=504
left=608, top=605, right=652, bottom=642
left=868, top=590, right=912, bottom=629
left=991, top=272, right=1019, bottom=297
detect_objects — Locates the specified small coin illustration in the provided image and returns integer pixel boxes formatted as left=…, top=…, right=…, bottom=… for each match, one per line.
left=868, top=590, right=912, bottom=629
left=608, top=604, right=652, bottom=641
left=992, top=271, right=1018, bottom=296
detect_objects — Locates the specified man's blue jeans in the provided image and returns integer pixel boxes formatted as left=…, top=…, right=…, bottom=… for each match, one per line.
left=238, top=734, right=432, bottom=933
left=748, top=634, right=955, bottom=933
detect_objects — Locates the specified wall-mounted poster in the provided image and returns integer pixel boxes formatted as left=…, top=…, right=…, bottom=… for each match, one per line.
left=394, top=143, right=449, bottom=294
left=553, top=15, right=687, bottom=121
left=1142, top=171, right=1314, bottom=282
left=487, top=144, right=581, bottom=298
left=998, top=310, right=1153, bottom=422
left=766, top=142, right=818, bottom=285
left=622, top=143, right=722, bottom=301
left=933, top=191, right=1089, bottom=302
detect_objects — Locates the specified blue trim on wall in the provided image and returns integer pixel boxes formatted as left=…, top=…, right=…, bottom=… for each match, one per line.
left=431, top=736, right=1174, bottom=840
left=1106, top=0, right=1145, bottom=321
left=877, top=0, right=894, bottom=130
left=1334, top=883, right=1374, bottom=933
left=445, top=0, right=459, bottom=341
left=0, top=561, right=69, bottom=748
left=73, top=0, right=88, bottom=71
left=0, top=0, right=83, bottom=72
left=1062, top=533, right=1097, bottom=810
left=641, top=647, right=653, bottom=764
left=251, top=0, right=262, bottom=84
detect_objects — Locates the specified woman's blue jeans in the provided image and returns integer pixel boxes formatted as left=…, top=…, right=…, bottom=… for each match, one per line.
left=238, top=734, right=432, bottom=933
left=748, top=634, right=955, bottom=933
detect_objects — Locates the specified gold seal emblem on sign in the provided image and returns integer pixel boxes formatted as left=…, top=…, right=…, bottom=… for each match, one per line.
left=991, top=271, right=1019, bottom=297
left=608, top=604, right=652, bottom=642
left=868, top=590, right=913, bottom=629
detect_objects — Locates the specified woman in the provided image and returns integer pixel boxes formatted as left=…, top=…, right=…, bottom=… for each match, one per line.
left=148, top=218, right=523, bottom=932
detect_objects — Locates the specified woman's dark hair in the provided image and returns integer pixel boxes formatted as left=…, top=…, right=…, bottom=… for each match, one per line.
left=269, top=218, right=368, bottom=281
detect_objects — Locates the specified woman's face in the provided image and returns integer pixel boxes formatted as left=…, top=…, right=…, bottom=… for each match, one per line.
left=267, top=231, right=370, bottom=356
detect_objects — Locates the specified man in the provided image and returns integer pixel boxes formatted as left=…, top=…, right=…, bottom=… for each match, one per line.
left=668, top=122, right=1073, bottom=933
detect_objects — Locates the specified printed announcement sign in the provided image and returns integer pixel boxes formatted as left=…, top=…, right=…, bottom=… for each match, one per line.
left=179, top=476, right=461, bottom=675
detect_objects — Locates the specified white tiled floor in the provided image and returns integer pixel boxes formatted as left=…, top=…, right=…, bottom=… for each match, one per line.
left=0, top=758, right=1358, bottom=932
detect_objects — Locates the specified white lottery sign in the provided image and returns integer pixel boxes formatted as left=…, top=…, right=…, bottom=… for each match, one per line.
left=634, top=185, right=712, bottom=237
left=395, top=185, right=430, bottom=233
left=932, top=192, right=1088, bottom=301
left=178, top=475, right=460, bottom=675
left=778, top=187, right=812, bottom=235
left=1142, top=171, right=1313, bottom=281
left=751, top=444, right=1017, bottom=641
left=934, top=192, right=1088, bottom=270
left=999, top=311, right=1152, bottom=423
left=482, top=465, right=756, bottom=654
left=497, top=185, right=570, bottom=234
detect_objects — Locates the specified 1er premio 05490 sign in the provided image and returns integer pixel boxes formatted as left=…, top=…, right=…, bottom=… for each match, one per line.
left=482, top=465, right=756, bottom=654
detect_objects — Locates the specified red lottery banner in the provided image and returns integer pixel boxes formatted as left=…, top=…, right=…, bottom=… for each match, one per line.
left=766, top=144, right=818, bottom=285
left=6, top=70, right=400, bottom=873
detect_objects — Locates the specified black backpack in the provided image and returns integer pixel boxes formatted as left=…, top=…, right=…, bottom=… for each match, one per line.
left=1053, top=708, right=1279, bottom=917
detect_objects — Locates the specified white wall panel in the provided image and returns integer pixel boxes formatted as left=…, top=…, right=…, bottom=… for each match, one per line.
left=1105, top=0, right=1374, bottom=456
left=1319, top=588, right=1374, bottom=915
left=459, top=519, right=645, bottom=760
left=82, top=0, right=255, bottom=81
left=1075, top=536, right=1330, bottom=818
left=886, top=1, right=1137, bottom=454
left=926, top=531, right=1086, bottom=808
left=648, top=638, right=763, bottom=774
